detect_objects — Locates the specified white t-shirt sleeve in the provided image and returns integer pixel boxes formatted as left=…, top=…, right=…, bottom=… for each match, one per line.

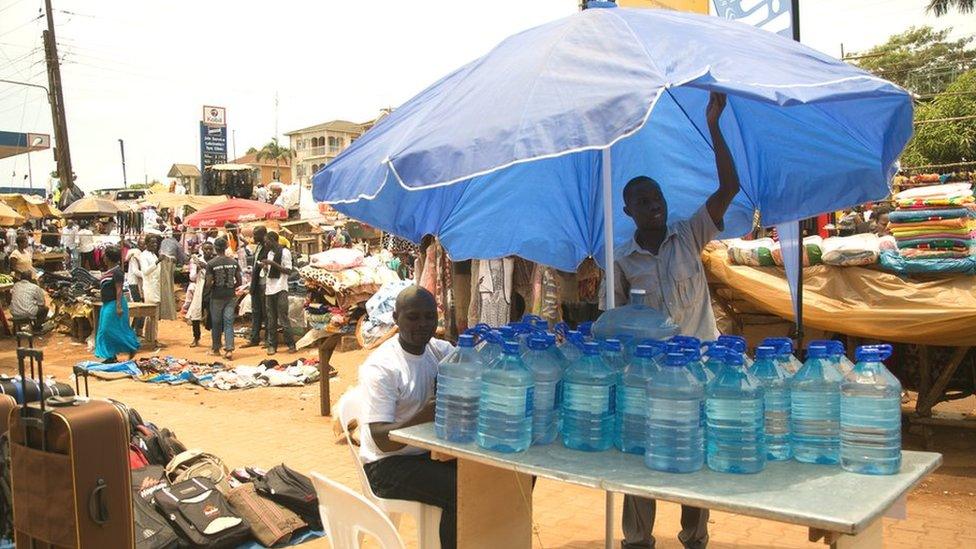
left=360, top=359, right=400, bottom=425
left=429, top=339, right=456, bottom=362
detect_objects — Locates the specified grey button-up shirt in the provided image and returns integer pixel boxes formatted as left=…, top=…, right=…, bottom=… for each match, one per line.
left=601, top=205, right=721, bottom=341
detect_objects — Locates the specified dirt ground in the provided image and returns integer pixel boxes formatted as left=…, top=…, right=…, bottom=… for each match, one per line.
left=1, top=320, right=974, bottom=548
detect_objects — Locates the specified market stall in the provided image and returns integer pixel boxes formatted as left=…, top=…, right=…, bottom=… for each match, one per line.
left=0, top=193, right=60, bottom=219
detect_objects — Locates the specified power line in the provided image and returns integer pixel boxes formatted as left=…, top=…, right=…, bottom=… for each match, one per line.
left=0, top=13, right=44, bottom=40
left=0, top=0, right=31, bottom=16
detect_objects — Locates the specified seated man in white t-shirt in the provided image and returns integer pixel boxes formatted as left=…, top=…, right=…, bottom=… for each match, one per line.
left=359, top=286, right=456, bottom=549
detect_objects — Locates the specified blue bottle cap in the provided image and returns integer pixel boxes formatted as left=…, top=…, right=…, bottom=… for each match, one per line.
left=855, top=348, right=881, bottom=362
left=718, top=335, right=747, bottom=353
left=502, top=341, right=521, bottom=355
left=762, top=337, right=793, bottom=355
left=603, top=339, right=622, bottom=352
left=634, top=345, right=656, bottom=359
left=457, top=334, right=476, bottom=348
left=582, top=341, right=601, bottom=356
left=755, top=345, right=776, bottom=359
left=578, top=322, right=593, bottom=336
left=706, top=344, right=728, bottom=359
left=724, top=351, right=745, bottom=366
left=498, top=326, right=516, bottom=339
left=664, top=352, right=688, bottom=367
left=807, top=344, right=828, bottom=358
left=531, top=318, right=549, bottom=331
left=527, top=336, right=549, bottom=351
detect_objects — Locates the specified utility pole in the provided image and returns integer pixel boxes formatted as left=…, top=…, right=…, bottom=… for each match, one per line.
left=43, top=0, right=75, bottom=200
left=118, top=139, right=128, bottom=188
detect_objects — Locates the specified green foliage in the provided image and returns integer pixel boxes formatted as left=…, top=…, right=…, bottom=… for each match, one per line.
left=246, top=146, right=258, bottom=155
left=902, top=70, right=976, bottom=166
left=927, top=0, right=975, bottom=16
left=852, top=26, right=975, bottom=95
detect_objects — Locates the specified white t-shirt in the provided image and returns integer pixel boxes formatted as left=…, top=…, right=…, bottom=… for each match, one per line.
left=61, top=225, right=78, bottom=249
left=76, top=229, right=95, bottom=253
left=359, top=337, right=455, bottom=464
left=263, top=247, right=291, bottom=295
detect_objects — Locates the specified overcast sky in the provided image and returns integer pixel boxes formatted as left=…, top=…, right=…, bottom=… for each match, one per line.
left=1, top=0, right=973, bottom=192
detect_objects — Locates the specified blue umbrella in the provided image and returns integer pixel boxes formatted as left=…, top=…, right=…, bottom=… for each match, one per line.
left=314, top=2, right=911, bottom=303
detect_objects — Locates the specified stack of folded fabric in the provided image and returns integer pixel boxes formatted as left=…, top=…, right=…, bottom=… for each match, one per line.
left=890, top=183, right=975, bottom=260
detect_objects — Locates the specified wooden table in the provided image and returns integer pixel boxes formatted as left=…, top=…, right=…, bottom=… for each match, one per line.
left=33, top=251, right=66, bottom=271
left=391, top=423, right=941, bottom=549
left=90, top=301, right=159, bottom=347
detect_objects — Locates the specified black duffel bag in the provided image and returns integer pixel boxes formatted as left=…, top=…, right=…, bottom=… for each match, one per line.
left=253, top=464, right=321, bottom=529
left=0, top=376, right=74, bottom=404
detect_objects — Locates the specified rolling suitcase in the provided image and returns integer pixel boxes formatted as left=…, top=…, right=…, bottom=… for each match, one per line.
left=8, top=347, right=135, bottom=548
left=1, top=393, right=15, bottom=541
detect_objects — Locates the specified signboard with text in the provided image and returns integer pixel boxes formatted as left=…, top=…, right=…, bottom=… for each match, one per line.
left=203, top=105, right=226, bottom=126
left=711, top=0, right=794, bottom=38
left=200, top=122, right=227, bottom=171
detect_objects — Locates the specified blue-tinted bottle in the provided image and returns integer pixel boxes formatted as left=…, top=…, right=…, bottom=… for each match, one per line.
left=762, top=337, right=802, bottom=375
left=791, top=344, right=841, bottom=464
left=702, top=343, right=728, bottom=379
left=602, top=339, right=626, bottom=374
left=719, top=335, right=753, bottom=367
left=841, top=345, right=902, bottom=475
left=809, top=339, right=849, bottom=380
left=645, top=352, right=704, bottom=473
left=435, top=334, right=484, bottom=442
left=615, top=344, right=659, bottom=454
left=476, top=341, right=534, bottom=453
left=478, top=329, right=504, bottom=365
left=706, top=351, right=765, bottom=473
left=680, top=343, right=713, bottom=385
left=523, top=336, right=562, bottom=446
left=561, top=342, right=616, bottom=451
left=558, top=330, right=584, bottom=363
left=751, top=345, right=791, bottom=460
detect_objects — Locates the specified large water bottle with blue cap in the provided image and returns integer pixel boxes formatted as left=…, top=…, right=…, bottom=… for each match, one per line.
left=523, top=335, right=563, bottom=445
left=557, top=329, right=584, bottom=363
left=762, top=337, right=802, bottom=375
left=702, top=343, right=728, bottom=379
left=809, top=339, right=851, bottom=380
left=478, top=329, right=504, bottom=365
left=434, top=334, right=484, bottom=442
left=476, top=341, right=534, bottom=453
left=592, top=289, right=679, bottom=356
left=706, top=351, right=765, bottom=473
left=615, top=344, right=659, bottom=454
left=602, top=338, right=626, bottom=373
left=645, top=351, right=704, bottom=473
left=561, top=341, right=616, bottom=451
left=751, top=345, right=791, bottom=460
left=841, top=344, right=902, bottom=475
left=791, top=343, right=841, bottom=464
left=674, top=337, right=712, bottom=385
left=718, top=335, right=753, bottom=367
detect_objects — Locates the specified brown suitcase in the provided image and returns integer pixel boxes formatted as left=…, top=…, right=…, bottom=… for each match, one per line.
left=8, top=347, right=134, bottom=548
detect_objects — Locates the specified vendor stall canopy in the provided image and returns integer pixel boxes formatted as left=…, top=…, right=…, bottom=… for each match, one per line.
left=0, top=193, right=60, bottom=219
left=184, top=198, right=287, bottom=228
left=313, top=3, right=913, bottom=272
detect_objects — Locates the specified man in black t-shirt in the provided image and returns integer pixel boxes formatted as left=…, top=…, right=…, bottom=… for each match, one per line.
left=204, top=237, right=242, bottom=359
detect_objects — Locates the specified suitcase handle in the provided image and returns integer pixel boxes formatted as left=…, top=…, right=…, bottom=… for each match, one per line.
left=89, top=478, right=109, bottom=525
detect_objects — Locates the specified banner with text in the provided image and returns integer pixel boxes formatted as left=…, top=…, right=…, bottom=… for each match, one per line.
left=617, top=0, right=708, bottom=13
left=711, top=0, right=794, bottom=38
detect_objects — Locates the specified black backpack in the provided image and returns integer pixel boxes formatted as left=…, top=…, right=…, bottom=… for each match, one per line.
left=253, top=464, right=321, bottom=529
left=155, top=477, right=250, bottom=548
left=131, top=466, right=181, bottom=549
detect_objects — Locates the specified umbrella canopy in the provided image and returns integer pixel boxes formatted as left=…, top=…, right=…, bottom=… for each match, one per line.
left=313, top=4, right=911, bottom=272
left=0, top=201, right=25, bottom=226
left=184, top=198, right=287, bottom=228
left=61, top=196, right=120, bottom=217
left=141, top=192, right=227, bottom=211
left=0, top=193, right=59, bottom=219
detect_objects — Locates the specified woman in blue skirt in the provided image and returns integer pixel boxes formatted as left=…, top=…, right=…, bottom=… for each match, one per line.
left=94, top=245, right=140, bottom=362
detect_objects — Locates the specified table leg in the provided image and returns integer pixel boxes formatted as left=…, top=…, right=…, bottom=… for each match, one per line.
left=457, top=458, right=532, bottom=549
left=605, top=492, right=614, bottom=549
left=317, top=335, right=340, bottom=416
left=831, top=517, right=883, bottom=549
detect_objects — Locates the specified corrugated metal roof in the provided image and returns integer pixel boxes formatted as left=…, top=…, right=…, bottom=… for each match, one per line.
left=284, top=119, right=364, bottom=135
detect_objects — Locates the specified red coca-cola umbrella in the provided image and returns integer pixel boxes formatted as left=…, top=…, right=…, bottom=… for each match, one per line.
left=184, top=198, right=287, bottom=228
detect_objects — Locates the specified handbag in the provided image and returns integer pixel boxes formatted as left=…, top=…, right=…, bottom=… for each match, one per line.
left=227, top=483, right=306, bottom=546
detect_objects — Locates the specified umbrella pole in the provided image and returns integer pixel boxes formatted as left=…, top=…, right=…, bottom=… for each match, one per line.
left=601, top=147, right=615, bottom=549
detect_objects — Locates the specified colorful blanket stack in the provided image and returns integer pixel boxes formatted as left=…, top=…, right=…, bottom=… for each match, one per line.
left=890, top=183, right=975, bottom=259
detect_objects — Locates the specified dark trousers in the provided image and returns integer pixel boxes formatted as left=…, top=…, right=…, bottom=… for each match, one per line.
left=248, top=284, right=266, bottom=344
left=192, top=320, right=201, bottom=342
left=363, top=453, right=456, bottom=549
left=622, top=495, right=709, bottom=549
left=265, top=291, right=294, bottom=349
left=80, top=251, right=95, bottom=270
left=33, top=305, right=48, bottom=331
left=129, top=285, right=145, bottom=332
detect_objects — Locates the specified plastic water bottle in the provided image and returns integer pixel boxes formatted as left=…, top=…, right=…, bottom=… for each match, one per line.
left=476, top=341, right=534, bottom=453
left=435, top=335, right=484, bottom=442
left=680, top=343, right=713, bottom=385
left=645, top=352, right=704, bottom=473
left=561, top=341, right=616, bottom=451
left=558, top=330, right=584, bottom=363
left=615, top=344, right=659, bottom=454
left=719, top=335, right=753, bottom=367
left=592, top=289, right=680, bottom=354
left=762, top=337, right=802, bottom=375
left=523, top=336, right=562, bottom=446
left=841, top=345, right=902, bottom=475
left=751, top=345, right=791, bottom=460
left=478, top=329, right=504, bottom=365
left=703, top=343, right=728, bottom=379
left=602, top=339, right=626, bottom=373
left=810, top=340, right=851, bottom=380
left=706, top=351, right=765, bottom=474
left=791, top=344, right=841, bottom=464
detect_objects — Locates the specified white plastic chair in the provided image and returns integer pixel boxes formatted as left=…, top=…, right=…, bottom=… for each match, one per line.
left=335, top=386, right=442, bottom=549
left=311, top=471, right=405, bottom=549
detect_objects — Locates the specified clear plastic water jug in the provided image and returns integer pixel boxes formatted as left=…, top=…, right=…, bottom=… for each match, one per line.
left=791, top=344, right=841, bottom=464
left=561, top=341, right=616, bottom=451
left=751, top=345, right=791, bottom=460
left=841, top=344, right=902, bottom=475
left=615, top=344, right=659, bottom=455
left=592, top=289, right=679, bottom=355
left=523, top=336, right=563, bottom=446
left=706, top=351, right=766, bottom=474
left=645, top=351, right=704, bottom=473
left=435, top=334, right=484, bottom=442
left=602, top=338, right=626, bottom=373
left=718, top=335, right=753, bottom=367
left=761, top=337, right=802, bottom=375
left=702, top=343, right=728, bottom=379
left=477, top=341, right=534, bottom=453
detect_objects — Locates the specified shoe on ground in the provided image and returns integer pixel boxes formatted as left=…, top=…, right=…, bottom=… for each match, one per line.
left=287, top=346, right=297, bottom=353
left=266, top=347, right=277, bottom=356
left=240, top=341, right=260, bottom=348
left=189, top=340, right=199, bottom=348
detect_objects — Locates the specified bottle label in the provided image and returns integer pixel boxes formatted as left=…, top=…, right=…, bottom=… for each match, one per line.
left=564, top=383, right=614, bottom=415
left=554, top=380, right=564, bottom=410
left=525, top=386, right=535, bottom=418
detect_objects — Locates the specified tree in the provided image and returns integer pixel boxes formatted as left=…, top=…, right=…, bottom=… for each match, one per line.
left=851, top=26, right=975, bottom=95
left=255, top=138, right=295, bottom=181
left=901, top=70, right=976, bottom=166
left=246, top=146, right=258, bottom=155
left=927, top=0, right=975, bottom=16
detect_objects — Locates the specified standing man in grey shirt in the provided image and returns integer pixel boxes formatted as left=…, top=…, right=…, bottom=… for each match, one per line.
left=606, top=92, right=741, bottom=549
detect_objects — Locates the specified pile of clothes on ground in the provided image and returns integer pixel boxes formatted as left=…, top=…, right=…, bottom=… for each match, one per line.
left=73, top=356, right=323, bottom=391
left=298, top=247, right=400, bottom=335
left=881, top=183, right=976, bottom=275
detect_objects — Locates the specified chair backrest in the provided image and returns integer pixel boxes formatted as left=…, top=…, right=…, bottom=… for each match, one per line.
left=311, top=471, right=405, bottom=549
left=334, top=386, right=381, bottom=502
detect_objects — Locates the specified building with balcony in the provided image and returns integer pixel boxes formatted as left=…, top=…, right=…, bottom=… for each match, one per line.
left=284, top=110, right=392, bottom=187
left=230, top=152, right=293, bottom=186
